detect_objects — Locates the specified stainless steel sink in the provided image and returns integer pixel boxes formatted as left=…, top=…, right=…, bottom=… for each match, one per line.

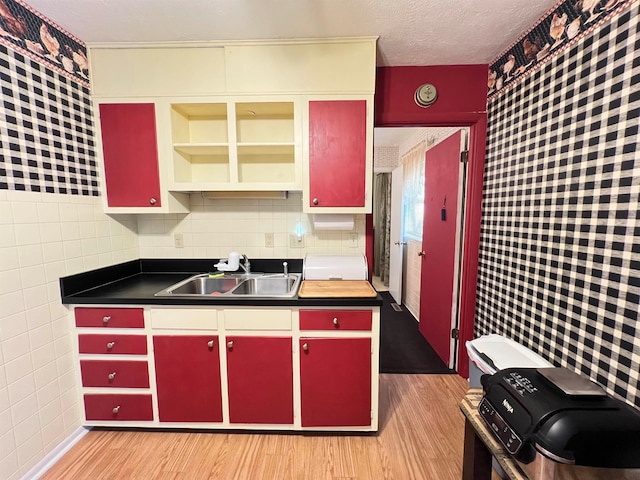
left=231, top=275, right=299, bottom=296
left=155, top=273, right=301, bottom=298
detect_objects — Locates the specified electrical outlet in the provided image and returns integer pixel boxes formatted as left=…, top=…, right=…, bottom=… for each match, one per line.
left=289, top=233, right=304, bottom=248
left=174, top=233, right=184, bottom=248
left=348, top=233, right=358, bottom=248
left=265, top=233, right=274, bottom=248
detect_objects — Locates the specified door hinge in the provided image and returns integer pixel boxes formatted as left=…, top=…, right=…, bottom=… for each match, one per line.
left=460, top=151, right=469, bottom=164
left=451, top=328, right=459, bottom=339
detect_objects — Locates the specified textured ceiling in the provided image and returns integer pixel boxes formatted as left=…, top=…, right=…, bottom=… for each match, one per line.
left=25, top=0, right=559, bottom=66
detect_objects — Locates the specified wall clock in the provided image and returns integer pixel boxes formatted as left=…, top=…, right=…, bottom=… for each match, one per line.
left=414, top=83, right=438, bottom=107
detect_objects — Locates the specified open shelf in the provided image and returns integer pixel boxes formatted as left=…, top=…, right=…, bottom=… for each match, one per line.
left=169, top=100, right=299, bottom=190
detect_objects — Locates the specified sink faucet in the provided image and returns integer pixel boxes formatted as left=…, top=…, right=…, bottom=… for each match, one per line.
left=239, top=254, right=251, bottom=274
left=283, top=261, right=289, bottom=277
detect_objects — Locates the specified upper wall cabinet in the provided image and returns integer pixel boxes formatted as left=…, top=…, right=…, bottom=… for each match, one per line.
left=96, top=101, right=189, bottom=213
left=303, top=98, right=373, bottom=214
left=88, top=38, right=376, bottom=211
left=90, top=47, right=227, bottom=97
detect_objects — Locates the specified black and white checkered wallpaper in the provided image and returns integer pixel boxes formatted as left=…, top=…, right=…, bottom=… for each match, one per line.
left=0, top=43, right=98, bottom=195
left=477, top=3, right=640, bottom=408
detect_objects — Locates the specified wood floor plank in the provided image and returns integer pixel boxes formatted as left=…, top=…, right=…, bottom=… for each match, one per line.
left=42, top=374, right=469, bottom=480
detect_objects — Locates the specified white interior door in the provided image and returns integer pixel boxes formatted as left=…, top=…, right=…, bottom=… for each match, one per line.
left=389, top=164, right=404, bottom=304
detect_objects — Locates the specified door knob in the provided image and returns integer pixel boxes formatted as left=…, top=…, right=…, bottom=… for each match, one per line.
left=106, top=342, right=115, bottom=349
left=302, top=343, right=309, bottom=352
left=149, top=197, right=157, bottom=205
left=227, top=341, right=234, bottom=349
left=102, top=315, right=111, bottom=324
left=207, top=340, right=215, bottom=348
left=312, top=198, right=319, bottom=206
left=418, top=251, right=426, bottom=257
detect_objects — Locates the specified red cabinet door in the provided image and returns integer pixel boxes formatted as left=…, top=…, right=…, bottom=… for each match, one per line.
left=153, top=336, right=223, bottom=422
left=308, top=100, right=367, bottom=207
left=99, top=103, right=162, bottom=207
left=226, top=336, right=293, bottom=424
left=300, top=338, right=371, bottom=427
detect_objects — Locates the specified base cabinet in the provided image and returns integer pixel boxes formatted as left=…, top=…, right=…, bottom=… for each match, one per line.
left=153, top=335, right=223, bottom=422
left=226, top=336, right=294, bottom=424
left=73, top=305, right=378, bottom=431
left=300, top=337, right=372, bottom=427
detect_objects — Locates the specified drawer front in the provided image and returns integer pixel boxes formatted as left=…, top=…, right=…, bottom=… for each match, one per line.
left=75, top=307, right=144, bottom=328
left=78, top=334, right=147, bottom=355
left=299, top=310, right=372, bottom=331
left=224, top=309, right=291, bottom=330
left=150, top=308, right=218, bottom=330
left=84, top=394, right=153, bottom=421
left=80, top=360, right=150, bottom=388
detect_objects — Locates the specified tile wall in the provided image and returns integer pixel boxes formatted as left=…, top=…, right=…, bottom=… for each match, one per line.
left=137, top=192, right=366, bottom=261
left=0, top=190, right=138, bottom=479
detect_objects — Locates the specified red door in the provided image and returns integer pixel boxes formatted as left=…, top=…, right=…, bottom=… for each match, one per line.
left=99, top=103, right=162, bottom=207
left=226, top=336, right=293, bottom=424
left=419, top=131, right=462, bottom=365
left=153, top=336, right=223, bottom=422
left=308, top=100, right=366, bottom=207
left=300, top=338, right=371, bottom=427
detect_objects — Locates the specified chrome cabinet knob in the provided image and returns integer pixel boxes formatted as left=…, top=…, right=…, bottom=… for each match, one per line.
left=227, top=341, right=234, bottom=349
left=106, top=342, right=115, bottom=349
left=312, top=198, right=319, bottom=205
left=333, top=317, right=339, bottom=326
left=149, top=198, right=157, bottom=205
left=102, top=315, right=111, bottom=324
left=302, top=343, right=309, bottom=352
left=108, top=372, right=116, bottom=380
left=207, top=340, right=215, bottom=348
left=112, top=405, right=120, bottom=414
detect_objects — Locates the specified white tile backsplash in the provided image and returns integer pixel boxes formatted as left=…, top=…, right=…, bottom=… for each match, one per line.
left=137, top=192, right=365, bottom=259
left=1, top=191, right=139, bottom=479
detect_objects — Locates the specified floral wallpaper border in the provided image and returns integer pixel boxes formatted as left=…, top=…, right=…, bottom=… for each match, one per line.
left=488, top=0, right=634, bottom=98
left=0, top=0, right=89, bottom=86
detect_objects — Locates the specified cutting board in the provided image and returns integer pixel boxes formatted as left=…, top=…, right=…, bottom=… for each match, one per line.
left=298, top=280, right=378, bottom=298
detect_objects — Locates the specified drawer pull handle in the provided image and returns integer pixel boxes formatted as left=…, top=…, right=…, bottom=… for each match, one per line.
left=102, top=316, right=111, bottom=324
left=112, top=405, right=120, bottom=414
left=108, top=372, right=116, bottom=381
left=333, top=317, right=339, bottom=326
left=302, top=343, right=309, bottom=352
left=207, top=340, right=215, bottom=348
left=106, top=342, right=115, bottom=349
left=227, top=341, right=234, bottom=349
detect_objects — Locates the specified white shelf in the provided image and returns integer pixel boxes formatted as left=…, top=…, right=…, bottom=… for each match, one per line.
left=169, top=100, right=300, bottom=190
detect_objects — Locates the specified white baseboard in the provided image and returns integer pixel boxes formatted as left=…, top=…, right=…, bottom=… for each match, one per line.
left=21, top=426, right=91, bottom=480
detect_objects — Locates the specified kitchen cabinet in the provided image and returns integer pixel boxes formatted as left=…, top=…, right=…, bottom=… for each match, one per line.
left=71, top=302, right=379, bottom=431
left=74, top=306, right=154, bottom=424
left=98, top=103, right=162, bottom=208
left=300, top=337, right=372, bottom=427
left=226, top=336, right=294, bottom=424
left=95, top=102, right=189, bottom=214
left=153, top=335, right=223, bottom=423
left=305, top=99, right=372, bottom=213
left=168, top=100, right=301, bottom=191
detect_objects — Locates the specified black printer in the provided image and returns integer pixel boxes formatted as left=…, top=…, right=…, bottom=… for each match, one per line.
left=479, top=367, right=640, bottom=468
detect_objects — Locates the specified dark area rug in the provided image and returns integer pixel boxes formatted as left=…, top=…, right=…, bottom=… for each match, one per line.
left=379, top=291, right=454, bottom=374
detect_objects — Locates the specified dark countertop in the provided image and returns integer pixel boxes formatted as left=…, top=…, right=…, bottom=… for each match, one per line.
left=60, top=259, right=383, bottom=307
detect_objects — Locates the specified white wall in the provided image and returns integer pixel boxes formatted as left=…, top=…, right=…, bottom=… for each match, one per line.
left=137, top=192, right=366, bottom=259
left=0, top=190, right=138, bottom=480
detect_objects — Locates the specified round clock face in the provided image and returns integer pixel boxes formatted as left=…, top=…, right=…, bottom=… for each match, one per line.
left=415, top=83, right=438, bottom=107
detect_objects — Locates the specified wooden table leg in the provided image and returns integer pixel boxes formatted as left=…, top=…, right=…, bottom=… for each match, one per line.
left=462, top=417, right=493, bottom=480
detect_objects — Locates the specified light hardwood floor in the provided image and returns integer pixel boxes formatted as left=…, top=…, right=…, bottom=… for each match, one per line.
left=42, top=374, right=470, bottom=480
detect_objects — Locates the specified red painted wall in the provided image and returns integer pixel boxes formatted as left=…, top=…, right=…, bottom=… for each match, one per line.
left=375, top=65, right=488, bottom=126
left=370, top=64, right=489, bottom=379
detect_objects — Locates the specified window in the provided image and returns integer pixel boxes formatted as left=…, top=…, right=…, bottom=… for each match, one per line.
left=402, top=143, right=426, bottom=240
